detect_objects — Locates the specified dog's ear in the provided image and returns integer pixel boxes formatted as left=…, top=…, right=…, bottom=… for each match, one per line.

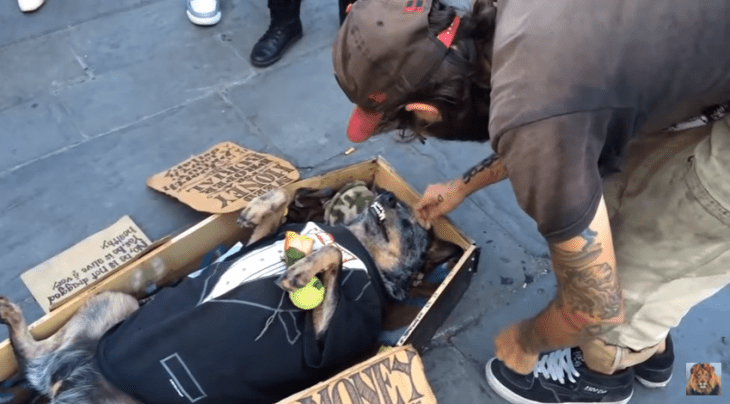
left=424, top=232, right=462, bottom=271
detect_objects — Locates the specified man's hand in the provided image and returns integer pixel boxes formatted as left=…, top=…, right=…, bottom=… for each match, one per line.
left=415, top=156, right=508, bottom=225
left=495, top=323, right=539, bottom=374
left=415, top=180, right=465, bottom=224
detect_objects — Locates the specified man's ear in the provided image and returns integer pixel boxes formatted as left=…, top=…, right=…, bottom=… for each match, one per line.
left=406, top=103, right=443, bottom=123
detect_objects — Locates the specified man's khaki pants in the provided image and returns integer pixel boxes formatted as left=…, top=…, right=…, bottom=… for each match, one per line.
left=580, top=118, right=730, bottom=375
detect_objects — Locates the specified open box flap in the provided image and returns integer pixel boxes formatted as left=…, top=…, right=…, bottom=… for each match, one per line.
left=276, top=345, right=437, bottom=404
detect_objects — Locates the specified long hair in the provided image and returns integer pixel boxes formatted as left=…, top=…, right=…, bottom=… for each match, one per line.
left=376, top=0, right=496, bottom=142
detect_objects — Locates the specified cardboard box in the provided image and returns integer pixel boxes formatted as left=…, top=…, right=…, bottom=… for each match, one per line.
left=0, top=156, right=480, bottom=402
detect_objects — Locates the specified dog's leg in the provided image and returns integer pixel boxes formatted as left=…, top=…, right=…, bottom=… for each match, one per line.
left=237, top=188, right=292, bottom=246
left=277, top=245, right=342, bottom=339
left=36, top=292, right=138, bottom=353
left=67, top=292, right=139, bottom=340
left=0, top=297, right=39, bottom=368
left=311, top=254, right=342, bottom=340
left=0, top=292, right=138, bottom=369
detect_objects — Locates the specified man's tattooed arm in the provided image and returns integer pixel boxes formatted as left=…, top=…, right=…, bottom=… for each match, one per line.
left=463, top=155, right=500, bottom=184
left=516, top=197, right=624, bottom=354
left=456, top=155, right=509, bottom=197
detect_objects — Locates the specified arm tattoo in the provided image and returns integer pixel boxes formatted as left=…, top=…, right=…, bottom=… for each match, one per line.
left=516, top=228, right=621, bottom=354
left=550, top=228, right=622, bottom=320
left=462, top=154, right=499, bottom=184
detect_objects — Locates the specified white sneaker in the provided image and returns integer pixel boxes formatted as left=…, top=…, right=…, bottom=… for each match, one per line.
left=18, top=0, right=44, bottom=12
left=187, top=0, right=221, bottom=26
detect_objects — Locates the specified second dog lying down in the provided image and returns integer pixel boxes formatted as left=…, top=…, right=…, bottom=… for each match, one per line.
left=0, top=188, right=459, bottom=404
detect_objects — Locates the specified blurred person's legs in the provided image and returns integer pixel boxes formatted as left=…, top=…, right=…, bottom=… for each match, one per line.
left=250, top=0, right=303, bottom=67
left=187, top=0, right=222, bottom=25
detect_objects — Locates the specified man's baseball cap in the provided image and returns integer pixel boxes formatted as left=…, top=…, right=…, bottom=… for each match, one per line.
left=332, top=0, right=460, bottom=142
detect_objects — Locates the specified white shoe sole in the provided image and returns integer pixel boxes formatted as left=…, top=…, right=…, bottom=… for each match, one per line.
left=485, top=358, right=634, bottom=404
left=635, top=374, right=672, bottom=388
left=187, top=9, right=221, bottom=26
left=18, top=0, right=44, bottom=12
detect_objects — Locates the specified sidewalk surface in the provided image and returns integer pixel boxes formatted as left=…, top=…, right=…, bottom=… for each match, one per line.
left=1, top=0, right=728, bottom=402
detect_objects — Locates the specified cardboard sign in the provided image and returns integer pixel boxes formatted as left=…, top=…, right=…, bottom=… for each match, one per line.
left=277, top=345, right=437, bottom=404
left=146, top=142, right=300, bottom=213
left=21, top=216, right=152, bottom=313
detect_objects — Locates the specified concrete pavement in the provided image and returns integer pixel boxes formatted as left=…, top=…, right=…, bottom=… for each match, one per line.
left=0, top=0, right=728, bottom=402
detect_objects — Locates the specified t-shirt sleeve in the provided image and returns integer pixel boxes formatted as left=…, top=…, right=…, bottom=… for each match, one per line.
left=491, top=111, right=614, bottom=243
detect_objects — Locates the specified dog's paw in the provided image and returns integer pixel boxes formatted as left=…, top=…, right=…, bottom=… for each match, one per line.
left=237, top=189, right=290, bottom=229
left=276, top=270, right=312, bottom=292
left=277, top=246, right=342, bottom=291
left=0, top=296, right=23, bottom=326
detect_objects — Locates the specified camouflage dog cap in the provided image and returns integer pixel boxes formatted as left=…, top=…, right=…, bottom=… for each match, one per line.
left=324, top=181, right=375, bottom=225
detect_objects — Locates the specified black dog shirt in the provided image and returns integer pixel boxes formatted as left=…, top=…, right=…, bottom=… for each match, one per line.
left=96, top=222, right=387, bottom=404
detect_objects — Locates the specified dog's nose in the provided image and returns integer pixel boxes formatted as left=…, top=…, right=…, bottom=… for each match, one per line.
left=381, top=192, right=396, bottom=208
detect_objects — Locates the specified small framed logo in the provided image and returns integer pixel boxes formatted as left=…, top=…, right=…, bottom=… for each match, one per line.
left=686, top=363, right=722, bottom=396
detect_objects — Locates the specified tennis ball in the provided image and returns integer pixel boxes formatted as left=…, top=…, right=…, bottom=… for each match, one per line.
left=289, top=277, right=325, bottom=310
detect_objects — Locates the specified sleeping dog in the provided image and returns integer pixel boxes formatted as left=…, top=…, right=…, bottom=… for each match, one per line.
left=0, top=188, right=459, bottom=404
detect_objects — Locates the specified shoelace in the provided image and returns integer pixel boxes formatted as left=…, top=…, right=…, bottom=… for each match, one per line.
left=533, top=348, right=581, bottom=384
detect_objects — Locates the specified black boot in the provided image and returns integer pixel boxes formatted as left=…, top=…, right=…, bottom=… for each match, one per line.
left=250, top=0, right=303, bottom=68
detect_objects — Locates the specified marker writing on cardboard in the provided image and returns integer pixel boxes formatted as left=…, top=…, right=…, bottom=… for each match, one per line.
left=100, top=226, right=139, bottom=250
left=294, top=350, right=425, bottom=404
left=46, top=233, right=149, bottom=307
left=182, top=156, right=296, bottom=208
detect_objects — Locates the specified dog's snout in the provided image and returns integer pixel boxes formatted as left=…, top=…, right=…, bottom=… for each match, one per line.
left=381, top=192, right=396, bottom=208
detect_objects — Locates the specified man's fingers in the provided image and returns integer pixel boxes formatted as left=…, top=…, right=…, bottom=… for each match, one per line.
left=415, top=192, right=436, bottom=210
left=418, top=205, right=434, bottom=224
left=416, top=193, right=440, bottom=212
left=421, top=200, right=445, bottom=221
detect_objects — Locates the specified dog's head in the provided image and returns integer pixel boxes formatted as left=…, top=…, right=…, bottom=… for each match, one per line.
left=346, top=191, right=461, bottom=300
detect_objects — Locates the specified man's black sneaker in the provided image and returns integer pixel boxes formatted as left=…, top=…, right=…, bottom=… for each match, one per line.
left=633, top=334, right=674, bottom=388
left=486, top=348, right=634, bottom=404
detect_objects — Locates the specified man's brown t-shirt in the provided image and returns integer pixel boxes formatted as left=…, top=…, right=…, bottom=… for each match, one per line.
left=488, top=0, right=730, bottom=242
